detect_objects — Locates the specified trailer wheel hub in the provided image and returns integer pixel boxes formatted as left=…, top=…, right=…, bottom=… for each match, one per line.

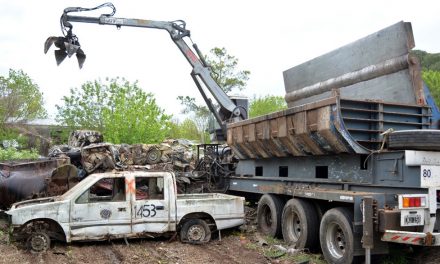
left=326, top=223, right=346, bottom=258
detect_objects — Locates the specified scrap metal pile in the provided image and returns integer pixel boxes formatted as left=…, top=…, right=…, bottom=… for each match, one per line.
left=0, top=130, right=235, bottom=208
left=49, top=131, right=196, bottom=174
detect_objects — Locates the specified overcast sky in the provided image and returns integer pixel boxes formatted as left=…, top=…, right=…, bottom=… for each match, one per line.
left=1, top=0, right=439, bottom=120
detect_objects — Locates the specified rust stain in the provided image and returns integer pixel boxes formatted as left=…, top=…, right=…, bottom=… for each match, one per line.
left=257, top=184, right=285, bottom=193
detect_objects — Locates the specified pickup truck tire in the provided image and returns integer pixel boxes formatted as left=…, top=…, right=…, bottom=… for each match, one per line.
left=27, top=231, right=51, bottom=253
left=319, top=207, right=354, bottom=264
left=388, top=130, right=440, bottom=150
left=257, top=194, right=284, bottom=237
left=281, top=198, right=319, bottom=249
left=180, top=219, right=211, bottom=244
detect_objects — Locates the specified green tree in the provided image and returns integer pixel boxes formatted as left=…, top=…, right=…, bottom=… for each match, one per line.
left=249, top=95, right=287, bottom=118
left=412, top=50, right=440, bottom=71
left=176, top=96, right=211, bottom=142
left=56, top=78, right=171, bottom=144
left=177, top=47, right=250, bottom=141
left=167, top=118, right=201, bottom=141
left=0, top=69, right=47, bottom=125
left=206, top=47, right=250, bottom=93
left=423, top=70, right=440, bottom=105
left=411, top=50, right=440, bottom=106
left=56, top=80, right=107, bottom=131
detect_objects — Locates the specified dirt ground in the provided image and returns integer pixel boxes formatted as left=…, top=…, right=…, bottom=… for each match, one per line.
left=1, top=214, right=440, bottom=264
left=0, top=215, right=325, bottom=264
left=0, top=234, right=267, bottom=264
left=0, top=230, right=325, bottom=264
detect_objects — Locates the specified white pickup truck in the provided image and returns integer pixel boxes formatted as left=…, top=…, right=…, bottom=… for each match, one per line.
left=6, top=171, right=245, bottom=252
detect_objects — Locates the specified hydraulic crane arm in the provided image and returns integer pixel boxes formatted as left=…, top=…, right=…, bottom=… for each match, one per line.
left=44, top=3, right=247, bottom=138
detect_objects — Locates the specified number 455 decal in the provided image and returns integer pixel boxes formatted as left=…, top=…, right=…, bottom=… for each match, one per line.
left=134, top=204, right=156, bottom=218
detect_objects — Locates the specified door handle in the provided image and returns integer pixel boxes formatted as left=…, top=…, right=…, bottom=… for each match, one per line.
left=118, top=207, right=126, bottom=212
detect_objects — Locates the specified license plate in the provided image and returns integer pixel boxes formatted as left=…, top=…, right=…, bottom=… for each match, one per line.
left=404, top=215, right=422, bottom=225
left=401, top=209, right=424, bottom=226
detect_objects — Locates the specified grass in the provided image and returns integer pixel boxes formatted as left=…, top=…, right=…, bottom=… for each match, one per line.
left=379, top=245, right=410, bottom=264
left=239, top=232, right=326, bottom=264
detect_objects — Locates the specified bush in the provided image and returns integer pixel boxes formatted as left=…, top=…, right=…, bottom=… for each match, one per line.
left=0, top=148, right=39, bottom=161
left=0, top=128, right=27, bottom=148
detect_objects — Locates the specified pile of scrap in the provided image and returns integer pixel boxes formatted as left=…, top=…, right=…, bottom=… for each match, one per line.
left=48, top=130, right=198, bottom=187
left=68, top=130, right=103, bottom=147
left=49, top=131, right=196, bottom=174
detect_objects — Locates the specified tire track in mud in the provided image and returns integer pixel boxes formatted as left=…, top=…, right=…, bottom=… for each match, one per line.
left=159, top=236, right=266, bottom=264
left=144, top=242, right=169, bottom=262
left=199, top=242, right=241, bottom=264
left=201, top=238, right=266, bottom=264
left=103, top=245, right=124, bottom=264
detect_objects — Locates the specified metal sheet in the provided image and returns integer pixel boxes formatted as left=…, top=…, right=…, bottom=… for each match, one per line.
left=0, top=158, right=70, bottom=209
left=283, top=21, right=421, bottom=107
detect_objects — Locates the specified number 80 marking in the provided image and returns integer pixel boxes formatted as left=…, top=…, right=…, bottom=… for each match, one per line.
left=423, top=169, right=431, bottom=178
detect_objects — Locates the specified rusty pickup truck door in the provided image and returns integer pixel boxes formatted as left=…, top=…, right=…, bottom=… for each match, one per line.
left=69, top=176, right=131, bottom=240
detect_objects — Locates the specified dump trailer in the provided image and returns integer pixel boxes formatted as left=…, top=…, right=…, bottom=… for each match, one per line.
left=227, top=21, right=440, bottom=263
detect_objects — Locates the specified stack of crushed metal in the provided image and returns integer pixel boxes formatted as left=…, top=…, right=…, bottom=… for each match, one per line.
left=47, top=130, right=206, bottom=193
left=49, top=130, right=196, bottom=174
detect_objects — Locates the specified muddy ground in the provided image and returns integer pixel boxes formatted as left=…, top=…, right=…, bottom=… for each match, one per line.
left=0, top=215, right=439, bottom=264
left=0, top=219, right=323, bottom=264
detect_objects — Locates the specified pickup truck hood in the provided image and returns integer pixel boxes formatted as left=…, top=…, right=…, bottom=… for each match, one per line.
left=9, top=196, right=59, bottom=209
left=7, top=197, right=68, bottom=226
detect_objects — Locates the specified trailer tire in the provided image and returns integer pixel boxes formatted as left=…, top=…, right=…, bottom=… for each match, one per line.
left=257, top=194, right=284, bottom=237
left=388, top=130, right=440, bottom=150
left=281, top=198, right=319, bottom=249
left=180, top=219, right=211, bottom=244
left=320, top=207, right=354, bottom=264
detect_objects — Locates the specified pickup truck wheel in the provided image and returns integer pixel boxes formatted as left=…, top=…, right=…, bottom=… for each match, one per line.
left=320, top=207, right=354, bottom=264
left=27, top=231, right=51, bottom=253
left=281, top=198, right=319, bottom=249
left=257, top=194, right=284, bottom=237
left=180, top=219, right=211, bottom=244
